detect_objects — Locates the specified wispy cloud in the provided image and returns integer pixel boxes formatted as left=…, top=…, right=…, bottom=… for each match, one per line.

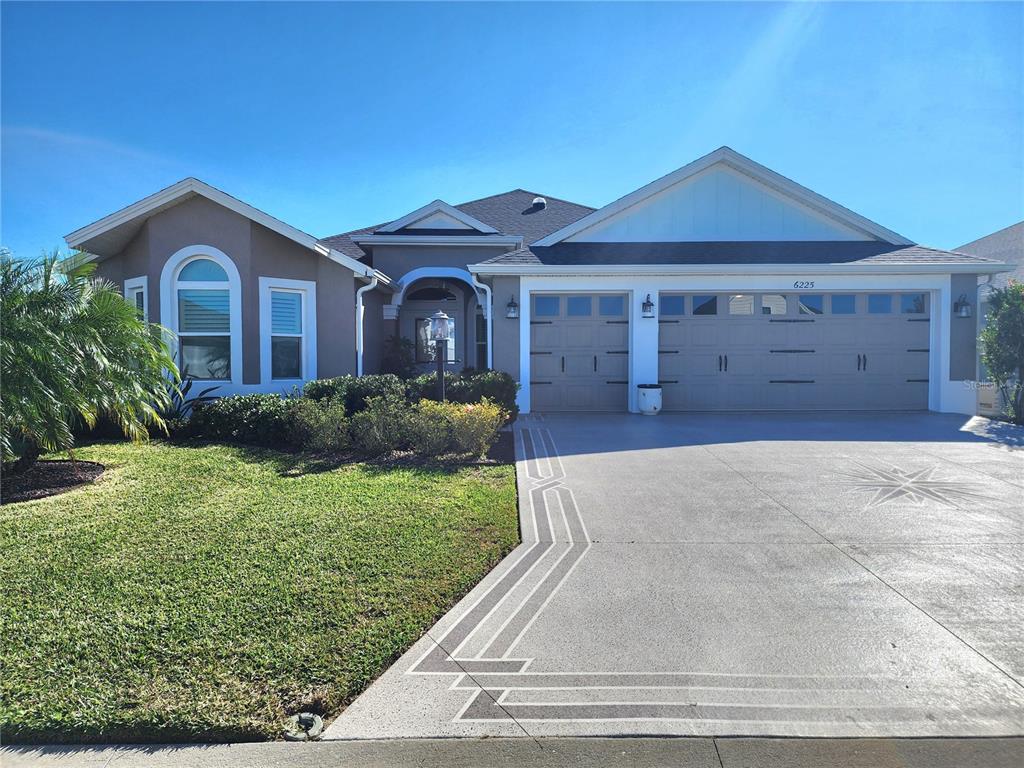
left=2, top=125, right=171, bottom=165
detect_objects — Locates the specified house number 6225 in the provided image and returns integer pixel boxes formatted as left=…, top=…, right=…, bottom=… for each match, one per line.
left=793, top=280, right=815, bottom=289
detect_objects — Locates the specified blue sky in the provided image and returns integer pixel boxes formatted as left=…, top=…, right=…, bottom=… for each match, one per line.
left=2, top=1, right=1021, bottom=258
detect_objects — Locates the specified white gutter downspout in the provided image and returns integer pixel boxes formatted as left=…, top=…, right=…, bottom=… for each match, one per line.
left=470, top=273, right=493, bottom=369
left=355, top=277, right=378, bottom=377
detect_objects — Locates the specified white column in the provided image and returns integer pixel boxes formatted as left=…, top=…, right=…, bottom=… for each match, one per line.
left=630, top=286, right=661, bottom=413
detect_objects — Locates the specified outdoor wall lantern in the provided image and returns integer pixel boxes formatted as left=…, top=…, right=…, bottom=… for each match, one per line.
left=641, top=294, right=656, bottom=318
left=505, top=295, right=520, bottom=319
left=953, top=293, right=973, bottom=319
left=430, top=310, right=452, bottom=401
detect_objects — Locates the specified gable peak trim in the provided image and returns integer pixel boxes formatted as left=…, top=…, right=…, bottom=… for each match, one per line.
left=376, top=199, right=499, bottom=234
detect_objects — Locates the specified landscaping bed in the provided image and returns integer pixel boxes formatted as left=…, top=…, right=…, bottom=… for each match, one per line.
left=0, top=440, right=519, bottom=743
left=0, top=459, right=104, bottom=504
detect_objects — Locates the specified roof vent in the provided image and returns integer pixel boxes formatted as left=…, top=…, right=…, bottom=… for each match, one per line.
left=532, top=196, right=547, bottom=209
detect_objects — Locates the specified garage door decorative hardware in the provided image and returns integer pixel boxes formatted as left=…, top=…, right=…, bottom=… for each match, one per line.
left=906, top=379, right=929, bottom=383
left=770, top=349, right=816, bottom=354
left=769, top=318, right=815, bottom=323
left=907, top=348, right=928, bottom=353
left=841, top=464, right=991, bottom=508
left=770, top=380, right=815, bottom=384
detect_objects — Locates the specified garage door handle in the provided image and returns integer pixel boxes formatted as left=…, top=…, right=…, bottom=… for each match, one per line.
left=857, top=354, right=862, bottom=371
left=593, top=355, right=597, bottom=372
left=724, top=354, right=728, bottom=372
left=863, top=354, right=867, bottom=371
left=718, top=354, right=722, bottom=372
left=561, top=355, right=565, bottom=373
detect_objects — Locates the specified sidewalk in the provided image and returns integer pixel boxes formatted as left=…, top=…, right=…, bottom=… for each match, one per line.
left=4, top=738, right=1022, bottom=768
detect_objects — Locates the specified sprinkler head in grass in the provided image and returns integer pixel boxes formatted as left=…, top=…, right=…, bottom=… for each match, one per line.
left=283, top=711, right=323, bottom=741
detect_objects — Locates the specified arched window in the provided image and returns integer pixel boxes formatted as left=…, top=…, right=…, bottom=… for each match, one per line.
left=161, top=246, right=241, bottom=383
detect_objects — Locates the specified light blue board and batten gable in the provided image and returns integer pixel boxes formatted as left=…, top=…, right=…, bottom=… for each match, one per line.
left=565, top=164, right=872, bottom=243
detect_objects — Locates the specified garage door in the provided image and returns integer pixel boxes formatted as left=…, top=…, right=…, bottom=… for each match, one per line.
left=530, top=293, right=629, bottom=412
left=658, top=292, right=930, bottom=411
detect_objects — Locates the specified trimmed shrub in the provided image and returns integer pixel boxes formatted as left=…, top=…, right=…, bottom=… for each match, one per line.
left=407, top=399, right=454, bottom=457
left=303, top=376, right=348, bottom=404
left=304, top=374, right=406, bottom=416
left=379, top=335, right=417, bottom=379
left=288, top=398, right=350, bottom=454
left=349, top=394, right=409, bottom=456
left=407, top=370, right=519, bottom=422
left=449, top=398, right=506, bottom=458
left=188, top=394, right=300, bottom=448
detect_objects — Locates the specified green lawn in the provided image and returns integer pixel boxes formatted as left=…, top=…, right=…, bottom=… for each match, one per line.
left=0, top=442, right=519, bottom=743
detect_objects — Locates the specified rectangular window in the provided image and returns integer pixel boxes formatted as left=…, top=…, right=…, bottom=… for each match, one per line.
left=567, top=295, right=592, bottom=316
left=178, top=288, right=230, bottom=379
left=728, top=294, right=754, bottom=315
left=599, top=295, right=625, bottom=316
left=831, top=295, right=856, bottom=314
left=475, top=310, right=487, bottom=370
left=125, top=276, right=148, bottom=321
left=868, top=294, right=892, bottom=314
left=799, top=295, right=824, bottom=315
left=181, top=336, right=231, bottom=380
left=417, top=317, right=456, bottom=363
left=900, top=293, right=927, bottom=314
left=270, top=290, right=303, bottom=379
left=761, top=294, right=787, bottom=315
left=692, top=295, right=717, bottom=315
left=661, top=295, right=685, bottom=315
left=534, top=295, right=560, bottom=317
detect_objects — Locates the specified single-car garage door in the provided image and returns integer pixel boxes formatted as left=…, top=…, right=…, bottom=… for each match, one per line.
left=530, top=293, right=629, bottom=412
left=658, top=292, right=930, bottom=411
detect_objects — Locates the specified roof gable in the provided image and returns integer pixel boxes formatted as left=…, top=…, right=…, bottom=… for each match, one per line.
left=535, top=147, right=912, bottom=246
left=376, top=199, right=498, bottom=234
left=65, top=178, right=377, bottom=279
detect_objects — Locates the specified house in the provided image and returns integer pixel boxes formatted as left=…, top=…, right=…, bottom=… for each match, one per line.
left=66, top=147, right=1009, bottom=415
left=957, top=221, right=1024, bottom=313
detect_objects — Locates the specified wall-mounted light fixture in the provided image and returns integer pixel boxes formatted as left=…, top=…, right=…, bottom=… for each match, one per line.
left=641, top=294, right=655, bottom=319
left=505, top=295, right=520, bottom=319
left=953, top=293, right=973, bottom=319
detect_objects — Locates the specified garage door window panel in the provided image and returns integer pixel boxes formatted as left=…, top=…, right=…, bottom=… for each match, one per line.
left=728, top=295, right=754, bottom=315
left=599, top=295, right=625, bottom=317
left=799, top=295, right=824, bottom=315
left=567, top=296, right=592, bottom=316
left=661, top=295, right=685, bottom=316
left=534, top=296, right=560, bottom=317
left=692, top=295, right=717, bottom=316
left=869, top=294, right=893, bottom=314
left=831, top=295, right=857, bottom=314
left=900, top=293, right=927, bottom=314
left=761, top=294, right=788, bottom=315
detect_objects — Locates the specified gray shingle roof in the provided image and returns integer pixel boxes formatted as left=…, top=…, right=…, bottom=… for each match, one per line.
left=475, top=241, right=1003, bottom=268
left=957, top=221, right=1024, bottom=290
left=321, top=189, right=595, bottom=260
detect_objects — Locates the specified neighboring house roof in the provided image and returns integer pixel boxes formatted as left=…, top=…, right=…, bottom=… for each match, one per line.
left=471, top=241, right=1004, bottom=273
left=322, top=189, right=596, bottom=260
left=533, top=146, right=914, bottom=247
left=957, top=221, right=1024, bottom=292
left=65, top=178, right=384, bottom=282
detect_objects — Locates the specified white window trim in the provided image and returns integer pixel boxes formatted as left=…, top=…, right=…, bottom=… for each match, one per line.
left=124, top=275, right=148, bottom=321
left=159, top=245, right=242, bottom=386
left=259, top=277, right=317, bottom=386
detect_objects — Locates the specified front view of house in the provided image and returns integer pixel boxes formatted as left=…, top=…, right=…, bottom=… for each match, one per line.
left=66, top=147, right=1008, bottom=415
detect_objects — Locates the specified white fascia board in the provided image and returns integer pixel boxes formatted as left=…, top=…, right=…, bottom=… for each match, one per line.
left=65, top=177, right=376, bottom=279
left=353, top=234, right=523, bottom=247
left=533, top=147, right=914, bottom=247
left=468, top=261, right=1012, bottom=277
left=376, top=199, right=499, bottom=234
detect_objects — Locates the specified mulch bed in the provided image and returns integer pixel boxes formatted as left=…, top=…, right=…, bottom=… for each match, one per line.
left=485, top=430, right=515, bottom=464
left=1, top=460, right=105, bottom=505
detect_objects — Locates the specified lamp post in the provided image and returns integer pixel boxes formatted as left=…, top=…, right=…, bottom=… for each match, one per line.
left=430, top=310, right=451, bottom=401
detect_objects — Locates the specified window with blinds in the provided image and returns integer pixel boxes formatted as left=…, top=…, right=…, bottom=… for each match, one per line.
left=271, top=290, right=303, bottom=379
left=175, top=258, right=232, bottom=380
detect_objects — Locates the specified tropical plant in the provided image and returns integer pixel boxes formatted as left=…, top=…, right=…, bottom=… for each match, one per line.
left=0, top=251, right=178, bottom=472
left=160, top=377, right=220, bottom=420
left=980, top=281, right=1024, bottom=423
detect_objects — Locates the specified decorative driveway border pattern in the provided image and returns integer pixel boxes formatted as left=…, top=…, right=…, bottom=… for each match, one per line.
left=325, top=413, right=1024, bottom=740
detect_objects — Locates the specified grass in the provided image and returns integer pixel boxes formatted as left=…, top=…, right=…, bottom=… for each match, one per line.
left=0, top=441, right=519, bottom=743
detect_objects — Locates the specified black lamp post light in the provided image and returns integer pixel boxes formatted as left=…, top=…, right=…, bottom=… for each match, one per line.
left=430, top=309, right=451, bottom=401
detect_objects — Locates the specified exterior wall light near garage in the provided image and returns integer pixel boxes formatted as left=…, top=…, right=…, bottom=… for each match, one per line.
left=505, top=295, right=520, bottom=319
left=642, top=294, right=656, bottom=318
left=953, top=293, right=973, bottom=319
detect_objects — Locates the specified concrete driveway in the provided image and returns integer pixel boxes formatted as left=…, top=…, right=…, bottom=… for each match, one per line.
left=325, top=413, right=1024, bottom=740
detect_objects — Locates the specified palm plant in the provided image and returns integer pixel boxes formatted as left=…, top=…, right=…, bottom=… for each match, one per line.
left=0, top=250, right=179, bottom=473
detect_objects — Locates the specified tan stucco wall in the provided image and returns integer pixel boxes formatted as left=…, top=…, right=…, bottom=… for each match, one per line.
left=949, top=273, right=979, bottom=382
left=94, top=195, right=359, bottom=385
left=488, top=275, right=521, bottom=382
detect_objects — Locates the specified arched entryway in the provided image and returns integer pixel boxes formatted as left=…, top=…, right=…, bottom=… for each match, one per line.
left=387, top=268, right=491, bottom=374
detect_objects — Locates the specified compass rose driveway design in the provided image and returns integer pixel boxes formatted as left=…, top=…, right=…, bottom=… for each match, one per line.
left=325, top=412, right=1024, bottom=740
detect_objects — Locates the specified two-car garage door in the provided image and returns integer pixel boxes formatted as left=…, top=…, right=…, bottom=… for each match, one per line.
left=658, top=292, right=930, bottom=411
left=527, top=291, right=930, bottom=412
